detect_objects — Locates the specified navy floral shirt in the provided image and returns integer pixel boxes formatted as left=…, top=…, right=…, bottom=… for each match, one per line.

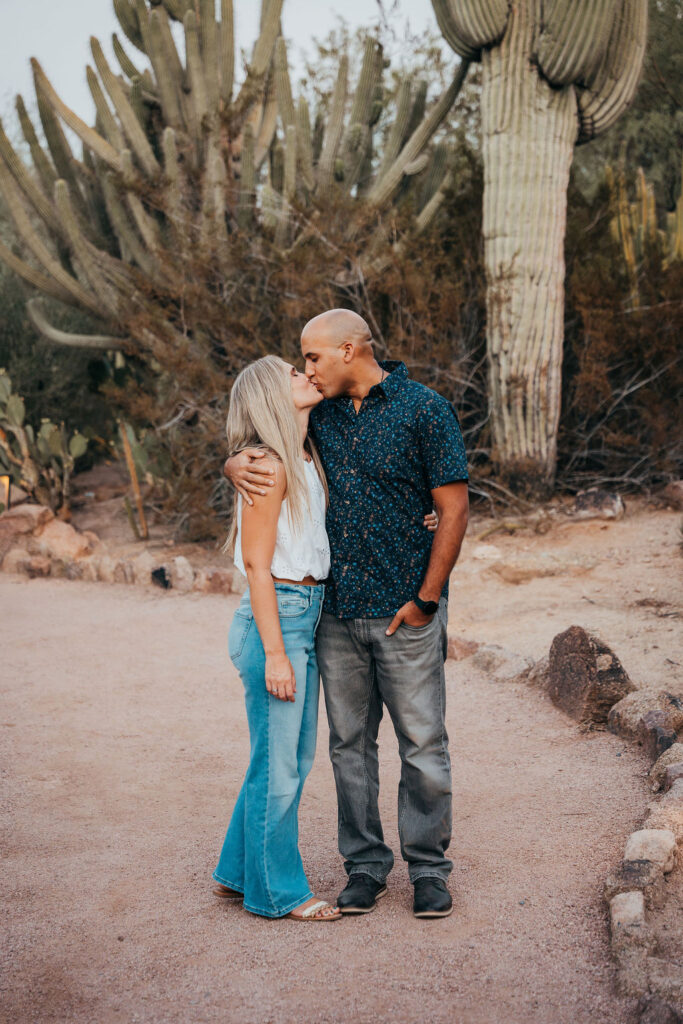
left=309, top=360, right=468, bottom=619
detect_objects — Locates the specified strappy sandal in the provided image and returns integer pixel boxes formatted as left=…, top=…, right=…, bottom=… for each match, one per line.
left=287, top=900, right=341, bottom=922
left=213, top=883, right=243, bottom=900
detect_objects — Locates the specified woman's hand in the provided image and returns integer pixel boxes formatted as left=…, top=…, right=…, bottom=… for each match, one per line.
left=223, top=449, right=276, bottom=505
left=265, top=651, right=297, bottom=702
left=423, top=510, right=439, bottom=532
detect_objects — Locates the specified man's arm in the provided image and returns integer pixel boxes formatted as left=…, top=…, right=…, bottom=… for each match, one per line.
left=385, top=482, right=468, bottom=635
left=224, top=450, right=276, bottom=505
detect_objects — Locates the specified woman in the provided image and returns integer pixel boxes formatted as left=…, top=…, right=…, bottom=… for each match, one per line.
left=212, top=355, right=339, bottom=921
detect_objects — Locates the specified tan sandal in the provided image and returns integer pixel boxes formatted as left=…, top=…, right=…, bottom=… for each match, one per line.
left=213, top=883, right=243, bottom=900
left=287, top=900, right=341, bottom=922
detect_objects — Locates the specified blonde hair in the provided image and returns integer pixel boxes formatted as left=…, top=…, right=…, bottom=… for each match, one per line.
left=224, top=355, right=327, bottom=554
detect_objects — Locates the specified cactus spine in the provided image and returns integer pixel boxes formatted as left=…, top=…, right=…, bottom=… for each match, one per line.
left=432, top=0, right=648, bottom=493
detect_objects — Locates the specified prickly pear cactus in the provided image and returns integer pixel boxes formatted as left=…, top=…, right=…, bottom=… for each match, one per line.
left=0, top=369, right=88, bottom=511
left=432, top=0, right=648, bottom=493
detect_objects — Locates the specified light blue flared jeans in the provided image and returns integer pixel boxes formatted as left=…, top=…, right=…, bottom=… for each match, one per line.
left=213, top=583, right=324, bottom=917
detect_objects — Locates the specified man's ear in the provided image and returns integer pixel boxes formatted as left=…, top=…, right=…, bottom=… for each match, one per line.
left=341, top=341, right=354, bottom=363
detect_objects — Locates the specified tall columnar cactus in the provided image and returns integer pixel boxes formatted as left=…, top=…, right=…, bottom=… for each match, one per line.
left=432, top=0, right=648, bottom=492
left=0, top=0, right=468, bottom=361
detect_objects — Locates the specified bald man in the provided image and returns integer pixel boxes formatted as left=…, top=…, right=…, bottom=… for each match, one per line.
left=225, top=309, right=469, bottom=918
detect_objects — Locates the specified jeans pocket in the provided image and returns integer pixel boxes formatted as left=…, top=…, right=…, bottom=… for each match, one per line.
left=228, top=614, right=252, bottom=662
left=401, top=616, right=436, bottom=632
left=278, top=597, right=310, bottom=618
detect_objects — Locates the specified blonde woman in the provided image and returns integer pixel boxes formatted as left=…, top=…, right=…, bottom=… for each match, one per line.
left=212, top=355, right=339, bottom=921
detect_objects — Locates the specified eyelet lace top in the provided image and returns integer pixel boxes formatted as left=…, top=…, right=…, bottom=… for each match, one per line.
left=234, top=459, right=330, bottom=582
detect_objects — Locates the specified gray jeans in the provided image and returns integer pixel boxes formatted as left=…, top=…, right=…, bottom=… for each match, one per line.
left=316, top=600, right=452, bottom=884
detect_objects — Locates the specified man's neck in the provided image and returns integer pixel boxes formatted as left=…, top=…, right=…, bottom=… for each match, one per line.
left=346, top=360, right=385, bottom=411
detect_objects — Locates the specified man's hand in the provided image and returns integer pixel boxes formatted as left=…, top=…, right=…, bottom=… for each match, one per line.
left=265, top=651, right=297, bottom=701
left=385, top=600, right=434, bottom=636
left=223, top=448, right=276, bottom=505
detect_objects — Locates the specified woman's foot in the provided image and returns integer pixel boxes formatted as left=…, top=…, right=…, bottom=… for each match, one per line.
left=213, top=883, right=243, bottom=900
left=287, top=896, right=341, bottom=921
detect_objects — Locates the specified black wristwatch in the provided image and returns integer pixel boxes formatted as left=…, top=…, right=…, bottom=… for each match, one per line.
left=413, top=593, right=439, bottom=616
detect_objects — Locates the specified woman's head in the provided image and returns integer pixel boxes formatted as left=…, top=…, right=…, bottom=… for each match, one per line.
left=225, top=355, right=326, bottom=551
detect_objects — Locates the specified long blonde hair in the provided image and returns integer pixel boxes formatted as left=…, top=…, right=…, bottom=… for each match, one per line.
left=224, top=355, right=327, bottom=554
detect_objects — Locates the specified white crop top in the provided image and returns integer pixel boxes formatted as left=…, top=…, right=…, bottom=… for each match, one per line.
left=234, top=458, right=330, bottom=582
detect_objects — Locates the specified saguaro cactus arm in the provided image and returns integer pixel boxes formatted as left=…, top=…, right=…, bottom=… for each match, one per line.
left=27, top=298, right=127, bottom=350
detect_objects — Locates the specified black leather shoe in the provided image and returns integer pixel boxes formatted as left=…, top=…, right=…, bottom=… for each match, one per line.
left=413, top=878, right=453, bottom=918
left=337, top=874, right=387, bottom=914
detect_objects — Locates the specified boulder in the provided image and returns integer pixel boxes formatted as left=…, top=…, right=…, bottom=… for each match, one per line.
left=623, top=829, right=677, bottom=873
left=131, top=550, right=157, bottom=586
left=471, top=644, right=533, bottom=681
left=573, top=488, right=625, bottom=520
left=608, top=691, right=683, bottom=755
left=95, top=555, right=120, bottom=583
left=644, top=780, right=683, bottom=841
left=446, top=635, right=480, bottom=661
left=517, top=654, right=550, bottom=688
left=0, top=504, right=53, bottom=560
left=609, top=891, right=651, bottom=953
left=650, top=744, right=683, bottom=792
left=662, top=763, right=683, bottom=792
left=1, top=547, right=30, bottom=574
left=603, top=859, right=665, bottom=910
left=193, top=567, right=234, bottom=595
left=170, top=555, right=195, bottom=593
left=637, top=994, right=683, bottom=1024
left=548, top=626, right=636, bottom=726
left=661, top=480, right=683, bottom=511
left=25, top=555, right=51, bottom=578
left=34, top=519, right=94, bottom=561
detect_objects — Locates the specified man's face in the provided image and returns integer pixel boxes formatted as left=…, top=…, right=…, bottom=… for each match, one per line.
left=301, top=333, right=349, bottom=399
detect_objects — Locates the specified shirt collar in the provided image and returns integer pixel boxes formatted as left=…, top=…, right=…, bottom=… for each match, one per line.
left=374, top=360, right=408, bottom=399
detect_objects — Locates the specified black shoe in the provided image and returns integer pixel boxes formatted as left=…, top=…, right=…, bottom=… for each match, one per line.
left=412, top=878, right=453, bottom=918
left=337, top=874, right=387, bottom=914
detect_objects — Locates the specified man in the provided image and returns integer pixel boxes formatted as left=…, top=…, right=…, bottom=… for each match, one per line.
left=225, top=309, right=468, bottom=918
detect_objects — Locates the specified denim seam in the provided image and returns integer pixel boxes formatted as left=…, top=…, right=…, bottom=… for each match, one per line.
left=262, top=692, right=275, bottom=913
left=212, top=872, right=244, bottom=893
left=243, top=889, right=314, bottom=918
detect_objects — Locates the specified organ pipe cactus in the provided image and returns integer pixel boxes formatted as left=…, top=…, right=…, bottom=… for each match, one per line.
left=0, top=0, right=468, bottom=360
left=432, top=0, right=648, bottom=493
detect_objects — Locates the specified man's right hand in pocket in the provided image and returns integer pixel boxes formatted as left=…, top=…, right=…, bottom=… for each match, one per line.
left=223, top=448, right=277, bottom=505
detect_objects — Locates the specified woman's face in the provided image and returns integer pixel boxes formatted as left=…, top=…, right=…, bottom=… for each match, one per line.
left=289, top=363, right=324, bottom=411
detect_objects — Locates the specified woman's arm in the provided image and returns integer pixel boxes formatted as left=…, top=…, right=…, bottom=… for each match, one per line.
left=240, top=460, right=296, bottom=702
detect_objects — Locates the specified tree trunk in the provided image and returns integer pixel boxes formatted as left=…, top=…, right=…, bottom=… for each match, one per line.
left=481, top=0, right=577, bottom=495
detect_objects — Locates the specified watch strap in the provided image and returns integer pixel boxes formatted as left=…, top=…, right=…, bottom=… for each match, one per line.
left=413, top=593, right=439, bottom=615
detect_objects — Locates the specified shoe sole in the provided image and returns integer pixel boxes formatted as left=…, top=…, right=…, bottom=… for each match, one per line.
left=413, top=906, right=453, bottom=918
left=339, top=885, right=388, bottom=914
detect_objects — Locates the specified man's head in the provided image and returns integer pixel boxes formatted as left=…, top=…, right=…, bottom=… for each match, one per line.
left=300, top=309, right=375, bottom=398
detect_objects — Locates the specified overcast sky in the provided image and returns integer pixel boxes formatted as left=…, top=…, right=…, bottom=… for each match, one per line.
left=1, top=0, right=448, bottom=127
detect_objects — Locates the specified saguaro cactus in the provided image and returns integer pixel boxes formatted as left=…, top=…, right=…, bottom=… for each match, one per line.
left=432, top=0, right=648, bottom=493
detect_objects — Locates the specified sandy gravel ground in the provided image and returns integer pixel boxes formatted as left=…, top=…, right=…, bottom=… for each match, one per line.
left=2, top=504, right=681, bottom=1024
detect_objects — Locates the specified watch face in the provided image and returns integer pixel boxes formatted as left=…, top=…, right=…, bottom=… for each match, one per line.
left=416, top=596, right=438, bottom=615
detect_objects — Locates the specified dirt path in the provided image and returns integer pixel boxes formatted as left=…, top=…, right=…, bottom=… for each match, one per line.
left=2, top=534, right=670, bottom=1024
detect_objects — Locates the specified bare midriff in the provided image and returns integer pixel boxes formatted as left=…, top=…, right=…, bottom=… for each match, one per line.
left=272, top=575, right=320, bottom=587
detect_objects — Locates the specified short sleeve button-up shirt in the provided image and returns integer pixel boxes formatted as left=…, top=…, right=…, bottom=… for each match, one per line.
left=309, top=360, right=468, bottom=619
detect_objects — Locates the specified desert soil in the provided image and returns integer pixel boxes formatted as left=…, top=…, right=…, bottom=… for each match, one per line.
left=1, top=501, right=681, bottom=1024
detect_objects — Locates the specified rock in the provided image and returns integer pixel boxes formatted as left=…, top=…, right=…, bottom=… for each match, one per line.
left=573, top=487, right=625, bottom=520
left=49, top=558, right=82, bottom=580
left=446, top=635, right=480, bottom=661
left=644, top=780, right=683, bottom=841
left=131, top=551, right=157, bottom=586
left=604, top=860, right=665, bottom=909
left=1, top=547, right=30, bottom=574
left=609, top=892, right=651, bottom=952
left=0, top=504, right=53, bottom=560
left=624, top=829, right=677, bottom=873
left=34, top=519, right=94, bottom=561
left=638, top=994, right=683, bottom=1024
left=608, top=691, right=683, bottom=754
left=661, top=480, right=683, bottom=511
left=488, top=556, right=593, bottom=585
left=548, top=626, right=636, bottom=726
left=638, top=710, right=680, bottom=760
left=170, top=555, right=195, bottom=593
left=25, top=555, right=51, bottom=578
left=95, top=555, right=119, bottom=583
left=650, top=745, right=683, bottom=792
left=471, top=644, right=533, bottom=681
left=471, top=543, right=502, bottom=561
left=193, top=567, right=234, bottom=595
left=516, top=654, right=550, bottom=688
left=662, top=763, right=683, bottom=792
